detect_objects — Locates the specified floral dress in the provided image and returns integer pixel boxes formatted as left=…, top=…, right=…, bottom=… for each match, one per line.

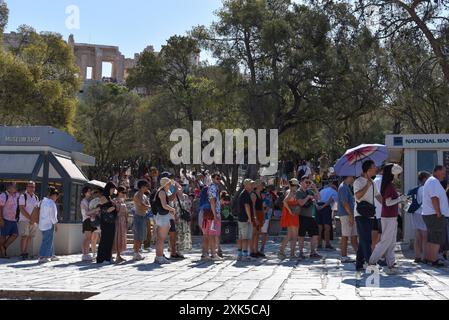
left=174, top=194, right=192, bottom=252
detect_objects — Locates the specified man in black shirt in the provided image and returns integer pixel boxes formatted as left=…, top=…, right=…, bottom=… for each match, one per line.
left=237, top=179, right=254, bottom=261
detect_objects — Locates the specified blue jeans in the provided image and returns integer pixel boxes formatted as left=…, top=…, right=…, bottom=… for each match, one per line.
left=39, top=226, right=54, bottom=258
left=355, top=216, right=372, bottom=270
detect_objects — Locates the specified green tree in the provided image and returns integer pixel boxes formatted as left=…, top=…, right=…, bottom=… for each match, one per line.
left=385, top=28, right=449, bottom=133
left=0, top=26, right=80, bottom=131
left=0, top=0, right=8, bottom=38
left=75, top=83, right=142, bottom=179
left=356, top=0, right=449, bottom=83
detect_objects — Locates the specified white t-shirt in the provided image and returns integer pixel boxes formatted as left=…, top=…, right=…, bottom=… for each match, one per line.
left=373, top=175, right=383, bottom=219
left=422, top=176, right=449, bottom=217
left=353, top=177, right=380, bottom=218
left=18, top=192, right=39, bottom=222
left=39, top=197, right=58, bottom=231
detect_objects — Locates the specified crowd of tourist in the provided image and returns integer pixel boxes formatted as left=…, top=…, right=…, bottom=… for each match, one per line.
left=1, top=160, right=449, bottom=274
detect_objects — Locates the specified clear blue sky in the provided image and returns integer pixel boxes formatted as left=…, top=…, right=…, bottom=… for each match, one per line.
left=5, top=0, right=222, bottom=59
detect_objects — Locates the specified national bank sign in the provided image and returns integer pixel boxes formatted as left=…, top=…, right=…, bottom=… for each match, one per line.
left=389, top=135, right=449, bottom=148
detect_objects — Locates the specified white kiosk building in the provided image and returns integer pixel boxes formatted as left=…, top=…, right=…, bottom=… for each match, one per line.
left=386, top=134, right=449, bottom=245
left=0, top=126, right=95, bottom=256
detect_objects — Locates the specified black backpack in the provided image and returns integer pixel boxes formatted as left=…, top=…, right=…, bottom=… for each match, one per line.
left=16, top=193, right=39, bottom=222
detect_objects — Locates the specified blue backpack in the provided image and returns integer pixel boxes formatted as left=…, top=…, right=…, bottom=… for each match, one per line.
left=407, top=186, right=422, bottom=214
left=199, top=186, right=211, bottom=210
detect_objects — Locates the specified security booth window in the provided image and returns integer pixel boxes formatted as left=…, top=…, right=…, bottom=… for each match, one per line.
left=417, top=150, right=438, bottom=176
left=70, top=183, right=83, bottom=223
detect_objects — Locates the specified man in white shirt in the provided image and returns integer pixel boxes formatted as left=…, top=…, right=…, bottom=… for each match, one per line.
left=422, top=165, right=449, bottom=267
left=353, top=160, right=383, bottom=272
left=38, top=188, right=60, bottom=264
left=18, top=181, right=39, bottom=260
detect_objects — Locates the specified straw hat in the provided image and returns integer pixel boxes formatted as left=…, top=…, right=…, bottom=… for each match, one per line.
left=289, top=178, right=300, bottom=186
left=243, top=179, right=255, bottom=186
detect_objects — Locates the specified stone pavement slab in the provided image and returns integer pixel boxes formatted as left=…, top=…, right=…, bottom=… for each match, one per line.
left=1, top=239, right=449, bottom=300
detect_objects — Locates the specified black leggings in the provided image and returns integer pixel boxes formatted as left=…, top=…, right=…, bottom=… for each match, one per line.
left=97, top=222, right=116, bottom=264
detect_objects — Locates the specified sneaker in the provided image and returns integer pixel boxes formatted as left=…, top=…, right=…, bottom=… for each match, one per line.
left=211, top=255, right=224, bottom=261
left=365, top=264, right=381, bottom=273
left=340, top=256, right=355, bottom=264
left=237, top=255, right=243, bottom=261
left=414, top=258, right=423, bottom=264
left=277, top=252, right=287, bottom=260
left=298, top=253, right=307, bottom=260
left=309, top=252, right=322, bottom=260
left=133, top=253, right=145, bottom=261
left=154, top=256, right=169, bottom=265
left=51, top=256, right=60, bottom=262
left=217, top=250, right=224, bottom=258
left=325, top=245, right=336, bottom=251
left=38, top=258, right=49, bottom=264
left=257, top=252, right=266, bottom=258
left=250, top=253, right=259, bottom=259
left=82, top=254, right=93, bottom=262
left=20, top=253, right=29, bottom=261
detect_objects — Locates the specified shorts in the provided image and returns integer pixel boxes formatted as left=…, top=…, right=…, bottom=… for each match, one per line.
left=371, top=218, right=382, bottom=234
left=202, top=218, right=221, bottom=236
left=18, top=220, right=38, bottom=237
left=339, top=215, right=358, bottom=237
left=298, top=216, right=319, bottom=237
left=423, top=214, right=447, bottom=246
left=82, top=219, right=97, bottom=233
left=411, top=213, right=427, bottom=232
left=133, top=214, right=147, bottom=241
left=170, top=219, right=176, bottom=233
left=0, top=220, right=18, bottom=237
left=155, top=214, right=171, bottom=228
left=315, top=206, right=332, bottom=226
left=238, top=222, right=253, bottom=240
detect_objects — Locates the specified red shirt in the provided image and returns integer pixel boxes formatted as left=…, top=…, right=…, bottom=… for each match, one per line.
left=381, top=183, right=399, bottom=218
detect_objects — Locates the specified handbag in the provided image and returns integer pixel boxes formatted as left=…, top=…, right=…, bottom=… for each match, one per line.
left=176, top=195, right=191, bottom=222
left=101, top=203, right=117, bottom=224
left=356, top=183, right=376, bottom=218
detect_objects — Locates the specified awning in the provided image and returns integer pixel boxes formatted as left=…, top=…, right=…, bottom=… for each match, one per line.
left=88, top=180, right=106, bottom=189
left=0, top=154, right=39, bottom=175
left=54, top=155, right=87, bottom=182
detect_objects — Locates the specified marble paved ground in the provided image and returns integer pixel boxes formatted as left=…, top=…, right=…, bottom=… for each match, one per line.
left=1, top=237, right=449, bottom=300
